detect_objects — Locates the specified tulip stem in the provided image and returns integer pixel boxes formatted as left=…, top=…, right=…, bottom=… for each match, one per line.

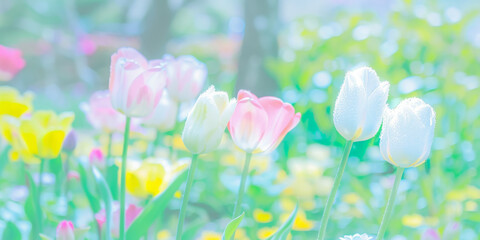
left=106, top=132, right=112, bottom=177
left=119, top=116, right=131, bottom=240
left=176, top=154, right=199, bottom=240
left=37, top=158, right=46, bottom=235
left=376, top=167, right=404, bottom=240
left=317, top=140, right=353, bottom=240
left=232, top=151, right=252, bottom=218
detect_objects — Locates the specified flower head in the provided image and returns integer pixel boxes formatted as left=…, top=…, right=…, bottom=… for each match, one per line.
left=380, top=98, right=436, bottom=168
left=142, top=90, right=178, bottom=131
left=81, top=90, right=127, bottom=132
left=56, top=220, right=75, bottom=240
left=96, top=203, right=142, bottom=238
left=0, top=45, right=26, bottom=81
left=182, top=86, right=236, bottom=154
left=228, top=90, right=301, bottom=153
left=333, top=67, right=389, bottom=141
left=109, top=48, right=167, bottom=117
left=0, top=86, right=33, bottom=118
left=339, top=233, right=373, bottom=240
left=164, top=55, right=207, bottom=102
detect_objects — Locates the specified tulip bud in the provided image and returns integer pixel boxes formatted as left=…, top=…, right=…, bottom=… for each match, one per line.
left=182, top=86, right=236, bottom=154
left=109, top=48, right=167, bottom=117
left=443, top=222, right=460, bottom=240
left=421, top=229, right=440, bottom=240
left=142, top=91, right=178, bottom=131
left=228, top=90, right=301, bottom=153
left=380, top=98, right=436, bottom=168
left=62, top=130, right=77, bottom=153
left=164, top=55, right=207, bottom=102
left=89, top=148, right=105, bottom=169
left=333, top=67, right=389, bottom=141
left=81, top=91, right=126, bottom=132
left=56, top=220, right=75, bottom=240
left=0, top=45, right=26, bottom=82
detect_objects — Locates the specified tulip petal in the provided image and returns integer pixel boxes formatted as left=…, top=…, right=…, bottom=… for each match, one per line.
left=125, top=68, right=167, bottom=117
left=356, top=81, right=389, bottom=141
left=40, top=130, right=66, bottom=159
left=257, top=97, right=301, bottom=153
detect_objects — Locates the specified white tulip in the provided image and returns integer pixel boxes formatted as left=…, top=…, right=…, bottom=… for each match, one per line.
left=142, top=91, right=178, bottom=131
left=182, top=86, right=236, bottom=154
left=333, top=67, right=389, bottom=141
left=380, top=98, right=436, bottom=168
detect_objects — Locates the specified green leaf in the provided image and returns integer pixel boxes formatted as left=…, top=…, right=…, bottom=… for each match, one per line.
left=39, top=234, right=53, bottom=240
left=267, top=205, right=298, bottom=240
left=0, top=145, right=11, bottom=174
left=78, top=162, right=101, bottom=213
left=92, top=167, right=112, bottom=240
left=24, top=170, right=42, bottom=239
left=2, top=221, right=22, bottom=240
left=222, top=212, right=245, bottom=240
left=126, top=170, right=188, bottom=240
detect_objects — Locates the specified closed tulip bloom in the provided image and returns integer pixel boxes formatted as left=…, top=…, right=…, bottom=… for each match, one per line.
left=380, top=98, right=436, bottom=168
left=96, top=203, right=142, bottom=238
left=81, top=90, right=126, bottom=132
left=89, top=148, right=105, bottom=169
left=333, top=67, right=389, bottom=141
left=62, top=130, right=77, bottom=153
left=228, top=90, right=301, bottom=153
left=0, top=45, right=26, bottom=81
left=182, top=86, right=236, bottom=154
left=0, top=86, right=33, bottom=118
left=142, top=91, right=178, bottom=131
left=164, top=55, right=207, bottom=102
left=109, top=48, right=168, bottom=117
left=56, top=220, right=75, bottom=240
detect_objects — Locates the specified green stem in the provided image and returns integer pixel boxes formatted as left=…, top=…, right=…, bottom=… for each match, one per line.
left=232, top=151, right=253, bottom=218
left=106, top=132, right=113, bottom=176
left=37, top=158, right=46, bottom=234
left=119, top=116, right=131, bottom=240
left=376, top=167, right=404, bottom=240
left=317, top=140, right=353, bottom=240
left=175, top=154, right=199, bottom=240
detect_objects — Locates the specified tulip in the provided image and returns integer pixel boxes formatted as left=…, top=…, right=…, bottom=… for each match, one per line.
left=81, top=90, right=127, bottom=132
left=443, top=222, right=460, bottom=240
left=123, top=159, right=169, bottom=197
left=56, top=220, right=75, bottom=240
left=228, top=90, right=300, bottom=220
left=109, top=47, right=168, bottom=117
left=142, top=90, right=178, bottom=132
left=96, top=203, right=142, bottom=238
left=164, top=55, right=207, bottom=102
left=182, top=86, right=237, bottom=154
left=62, top=130, right=77, bottom=153
left=176, top=86, right=236, bottom=240
left=89, top=148, right=105, bottom=169
left=228, top=90, right=301, bottom=153
left=0, top=45, right=26, bottom=81
left=333, top=67, right=389, bottom=141
left=0, top=86, right=33, bottom=118
left=380, top=98, right=436, bottom=168
left=318, top=67, right=388, bottom=240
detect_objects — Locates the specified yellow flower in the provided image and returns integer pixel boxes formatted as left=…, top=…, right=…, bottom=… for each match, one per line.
left=0, top=86, right=33, bottom=118
left=401, top=214, right=423, bottom=228
left=254, top=209, right=273, bottom=223
left=342, top=193, right=361, bottom=204
left=292, top=209, right=314, bottom=231
left=197, top=231, right=221, bottom=240
left=2, top=111, right=74, bottom=162
left=257, top=227, right=276, bottom=239
left=156, top=230, right=171, bottom=240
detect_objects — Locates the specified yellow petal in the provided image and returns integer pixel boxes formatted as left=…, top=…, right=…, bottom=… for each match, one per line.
left=21, top=132, right=38, bottom=155
left=0, top=102, right=29, bottom=117
left=253, top=209, right=273, bottom=223
left=39, top=130, right=65, bottom=158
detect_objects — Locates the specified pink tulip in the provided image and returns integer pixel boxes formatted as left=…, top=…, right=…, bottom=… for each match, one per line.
left=67, top=171, right=80, bottom=181
left=78, top=35, right=97, bottom=56
left=89, top=148, right=105, bottom=169
left=0, top=45, right=26, bottom=81
left=95, top=203, right=142, bottom=238
left=109, top=48, right=167, bottom=117
left=164, top=55, right=207, bottom=102
left=56, top=220, right=75, bottom=240
left=142, top=90, right=178, bottom=131
left=228, top=90, right=301, bottom=153
left=81, top=90, right=130, bottom=132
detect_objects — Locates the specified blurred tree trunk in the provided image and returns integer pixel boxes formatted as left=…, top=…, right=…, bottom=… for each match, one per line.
left=140, top=0, right=173, bottom=59
left=235, top=0, right=279, bottom=96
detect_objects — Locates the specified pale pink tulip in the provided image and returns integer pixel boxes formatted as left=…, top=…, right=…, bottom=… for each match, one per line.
left=164, top=55, right=207, bottom=102
left=95, top=203, right=142, bottom=238
left=142, top=90, right=178, bottom=131
left=0, top=45, right=26, bottom=81
left=81, top=90, right=125, bottom=132
left=109, top=48, right=167, bottom=117
left=422, top=229, right=440, bottom=240
left=228, top=90, right=301, bottom=153
left=56, top=220, right=75, bottom=240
